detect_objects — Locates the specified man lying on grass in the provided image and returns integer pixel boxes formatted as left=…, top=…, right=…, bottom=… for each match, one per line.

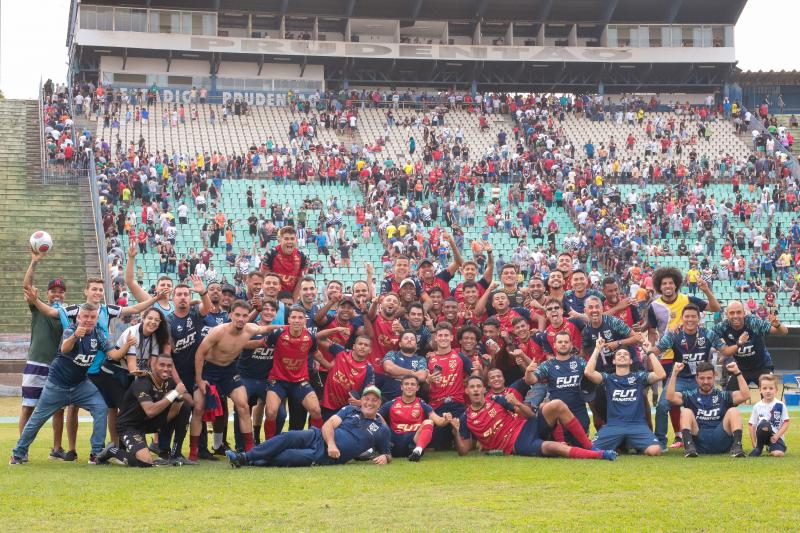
left=450, top=375, right=617, bottom=461
left=226, top=385, right=391, bottom=467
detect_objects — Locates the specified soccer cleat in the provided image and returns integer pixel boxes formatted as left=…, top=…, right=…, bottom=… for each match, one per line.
left=197, top=449, right=220, bottom=461
left=62, top=450, right=78, bottom=462
left=226, top=449, right=246, bottom=468
left=212, top=443, right=230, bottom=456
left=669, top=438, right=684, bottom=449
left=9, top=455, right=24, bottom=465
left=748, top=447, right=762, bottom=457
left=408, top=447, right=424, bottom=462
left=601, top=450, right=618, bottom=461
left=95, top=444, right=117, bottom=465
left=684, top=441, right=698, bottom=458
left=49, top=447, right=67, bottom=461
left=170, top=453, right=197, bottom=466
left=730, top=443, right=746, bottom=458
left=20, top=453, right=29, bottom=463
left=152, top=458, right=174, bottom=467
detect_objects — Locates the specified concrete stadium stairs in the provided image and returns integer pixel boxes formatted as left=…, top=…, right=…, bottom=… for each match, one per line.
left=0, top=100, right=98, bottom=335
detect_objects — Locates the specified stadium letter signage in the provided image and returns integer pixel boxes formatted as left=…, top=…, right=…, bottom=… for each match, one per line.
left=190, top=37, right=638, bottom=62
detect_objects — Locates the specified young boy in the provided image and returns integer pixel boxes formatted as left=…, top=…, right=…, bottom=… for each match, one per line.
left=748, top=374, right=791, bottom=457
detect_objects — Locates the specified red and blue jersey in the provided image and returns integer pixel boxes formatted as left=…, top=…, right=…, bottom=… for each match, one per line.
left=458, top=397, right=526, bottom=455
left=264, top=328, right=317, bottom=382
left=263, top=245, right=308, bottom=293
left=321, top=344, right=374, bottom=411
left=427, top=350, right=473, bottom=408
left=368, top=315, right=400, bottom=375
left=378, top=397, right=433, bottom=434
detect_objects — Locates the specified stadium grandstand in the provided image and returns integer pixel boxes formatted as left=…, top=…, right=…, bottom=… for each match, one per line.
left=3, top=0, right=800, bottom=477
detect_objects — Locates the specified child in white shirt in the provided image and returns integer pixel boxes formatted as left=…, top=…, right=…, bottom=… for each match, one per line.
left=748, top=374, right=791, bottom=457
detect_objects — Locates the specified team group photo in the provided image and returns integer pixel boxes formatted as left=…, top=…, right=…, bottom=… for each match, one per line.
left=1, top=0, right=799, bottom=531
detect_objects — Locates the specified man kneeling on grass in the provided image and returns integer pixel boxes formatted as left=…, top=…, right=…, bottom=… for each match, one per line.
left=450, top=376, right=617, bottom=461
left=96, top=354, right=192, bottom=466
left=666, top=360, right=749, bottom=458
left=226, top=385, right=391, bottom=467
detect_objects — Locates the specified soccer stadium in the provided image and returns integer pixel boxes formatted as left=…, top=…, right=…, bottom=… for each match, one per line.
left=2, top=0, right=800, bottom=530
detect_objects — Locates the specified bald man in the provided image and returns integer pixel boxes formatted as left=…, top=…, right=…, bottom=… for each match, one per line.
left=712, top=301, right=787, bottom=391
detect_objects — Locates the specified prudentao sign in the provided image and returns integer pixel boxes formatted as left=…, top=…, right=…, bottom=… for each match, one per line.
left=114, top=87, right=313, bottom=106
left=77, top=30, right=736, bottom=64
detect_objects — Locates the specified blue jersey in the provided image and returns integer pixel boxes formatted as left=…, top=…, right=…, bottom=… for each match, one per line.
left=59, top=303, right=122, bottom=375
left=399, top=321, right=432, bottom=352
left=300, top=303, right=320, bottom=334
left=581, top=315, right=635, bottom=372
left=331, top=406, right=392, bottom=463
left=656, top=327, right=724, bottom=378
left=49, top=327, right=113, bottom=387
left=562, top=289, right=604, bottom=314
left=713, top=315, right=774, bottom=371
left=202, top=309, right=230, bottom=337
left=238, top=332, right=275, bottom=378
left=168, top=306, right=204, bottom=374
left=534, top=356, right=587, bottom=414
left=381, top=350, right=428, bottom=401
left=681, top=388, right=734, bottom=430
left=601, top=371, right=649, bottom=425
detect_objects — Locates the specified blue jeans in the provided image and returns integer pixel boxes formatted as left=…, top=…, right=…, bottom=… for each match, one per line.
left=655, top=374, right=696, bottom=446
left=13, top=379, right=108, bottom=458
left=245, top=428, right=328, bottom=467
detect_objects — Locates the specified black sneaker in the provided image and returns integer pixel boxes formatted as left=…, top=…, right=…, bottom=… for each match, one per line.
left=212, top=443, right=230, bottom=456
left=9, top=455, right=24, bottom=465
left=684, top=441, right=698, bottom=458
left=95, top=444, right=117, bottom=465
left=225, top=449, right=247, bottom=468
left=197, top=449, right=220, bottom=461
left=152, top=458, right=174, bottom=467
left=62, top=450, right=78, bottom=462
left=408, top=448, right=423, bottom=462
left=749, top=447, right=763, bottom=457
left=730, top=442, right=746, bottom=458
left=49, top=447, right=67, bottom=461
left=170, top=453, right=197, bottom=466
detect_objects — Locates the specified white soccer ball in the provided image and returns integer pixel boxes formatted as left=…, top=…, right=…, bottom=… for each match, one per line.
left=29, top=231, right=53, bottom=253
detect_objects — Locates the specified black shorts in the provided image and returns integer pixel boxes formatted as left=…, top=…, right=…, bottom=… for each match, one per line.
left=202, top=361, right=243, bottom=397
left=513, top=414, right=552, bottom=457
left=120, top=429, right=148, bottom=455
left=725, top=366, right=773, bottom=390
left=90, top=372, right=128, bottom=409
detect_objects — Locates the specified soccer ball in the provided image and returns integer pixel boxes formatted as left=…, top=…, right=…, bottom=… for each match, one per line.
left=29, top=231, right=53, bottom=253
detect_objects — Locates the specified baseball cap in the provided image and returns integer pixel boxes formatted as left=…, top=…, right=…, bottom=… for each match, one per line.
left=418, top=258, right=434, bottom=267
left=220, top=283, right=236, bottom=294
left=399, top=278, right=416, bottom=288
left=361, top=385, right=382, bottom=400
left=338, top=295, right=356, bottom=306
left=47, top=279, right=67, bottom=291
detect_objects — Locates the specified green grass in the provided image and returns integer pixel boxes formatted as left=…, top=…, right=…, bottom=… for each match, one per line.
left=3, top=409, right=800, bottom=532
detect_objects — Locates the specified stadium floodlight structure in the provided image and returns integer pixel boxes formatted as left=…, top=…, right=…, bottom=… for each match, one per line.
left=68, top=0, right=749, bottom=103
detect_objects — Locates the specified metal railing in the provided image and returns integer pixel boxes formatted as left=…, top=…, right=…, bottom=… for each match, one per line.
left=40, top=80, right=84, bottom=185
left=86, top=150, right=112, bottom=306
left=739, top=104, right=800, bottom=180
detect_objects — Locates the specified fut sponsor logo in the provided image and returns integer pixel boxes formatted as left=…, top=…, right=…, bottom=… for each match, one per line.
left=696, top=408, right=721, bottom=420
left=684, top=352, right=705, bottom=363
left=555, top=375, right=580, bottom=388
left=612, top=389, right=637, bottom=401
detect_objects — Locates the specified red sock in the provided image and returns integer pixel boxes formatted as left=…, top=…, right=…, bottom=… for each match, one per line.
left=568, top=447, right=603, bottom=459
left=670, top=407, right=681, bottom=435
left=416, top=423, right=433, bottom=449
left=552, top=424, right=566, bottom=443
left=242, top=432, right=254, bottom=452
left=564, top=418, right=593, bottom=450
left=263, top=420, right=277, bottom=441
left=309, top=417, right=324, bottom=429
left=189, top=436, right=200, bottom=461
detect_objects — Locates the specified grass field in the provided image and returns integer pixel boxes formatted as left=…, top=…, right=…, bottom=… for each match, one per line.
left=2, top=396, right=800, bottom=532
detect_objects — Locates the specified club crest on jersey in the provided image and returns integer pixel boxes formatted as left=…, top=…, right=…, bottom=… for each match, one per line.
left=90, top=338, right=98, bottom=349
left=569, top=361, right=578, bottom=371
left=627, top=376, right=636, bottom=384
left=449, top=359, right=458, bottom=370
left=712, top=396, right=719, bottom=404
left=697, top=337, right=706, bottom=347
left=186, top=318, right=193, bottom=328
left=411, top=409, right=420, bottom=418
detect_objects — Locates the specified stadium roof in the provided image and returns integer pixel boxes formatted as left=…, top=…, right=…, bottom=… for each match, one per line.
left=735, top=70, right=800, bottom=85
left=78, top=0, right=749, bottom=25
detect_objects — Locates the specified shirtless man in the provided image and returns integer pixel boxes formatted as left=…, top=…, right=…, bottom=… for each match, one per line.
left=188, top=300, right=282, bottom=461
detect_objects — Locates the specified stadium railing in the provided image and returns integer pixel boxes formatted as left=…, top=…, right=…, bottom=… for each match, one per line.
left=741, top=103, right=800, bottom=180
left=87, top=150, right=112, bottom=309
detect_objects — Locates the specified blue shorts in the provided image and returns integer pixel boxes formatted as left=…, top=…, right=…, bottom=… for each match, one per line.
left=269, top=379, right=315, bottom=404
left=593, top=423, right=659, bottom=453
left=513, top=414, right=552, bottom=456
left=695, top=425, right=733, bottom=454
left=202, top=361, right=243, bottom=397
left=390, top=432, right=417, bottom=457
left=240, top=376, right=268, bottom=405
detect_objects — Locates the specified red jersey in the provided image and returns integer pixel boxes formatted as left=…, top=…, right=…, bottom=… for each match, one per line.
left=460, top=398, right=526, bottom=455
left=514, top=336, right=546, bottom=364
left=265, top=328, right=317, bottom=382
left=544, top=320, right=583, bottom=356
left=379, top=397, right=433, bottom=434
left=421, top=275, right=452, bottom=298
left=317, top=317, right=355, bottom=363
left=453, top=278, right=489, bottom=303
left=368, top=315, right=400, bottom=374
left=427, top=350, right=473, bottom=408
left=603, top=300, right=636, bottom=328
left=321, top=344, right=374, bottom=411
left=263, top=245, right=308, bottom=293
